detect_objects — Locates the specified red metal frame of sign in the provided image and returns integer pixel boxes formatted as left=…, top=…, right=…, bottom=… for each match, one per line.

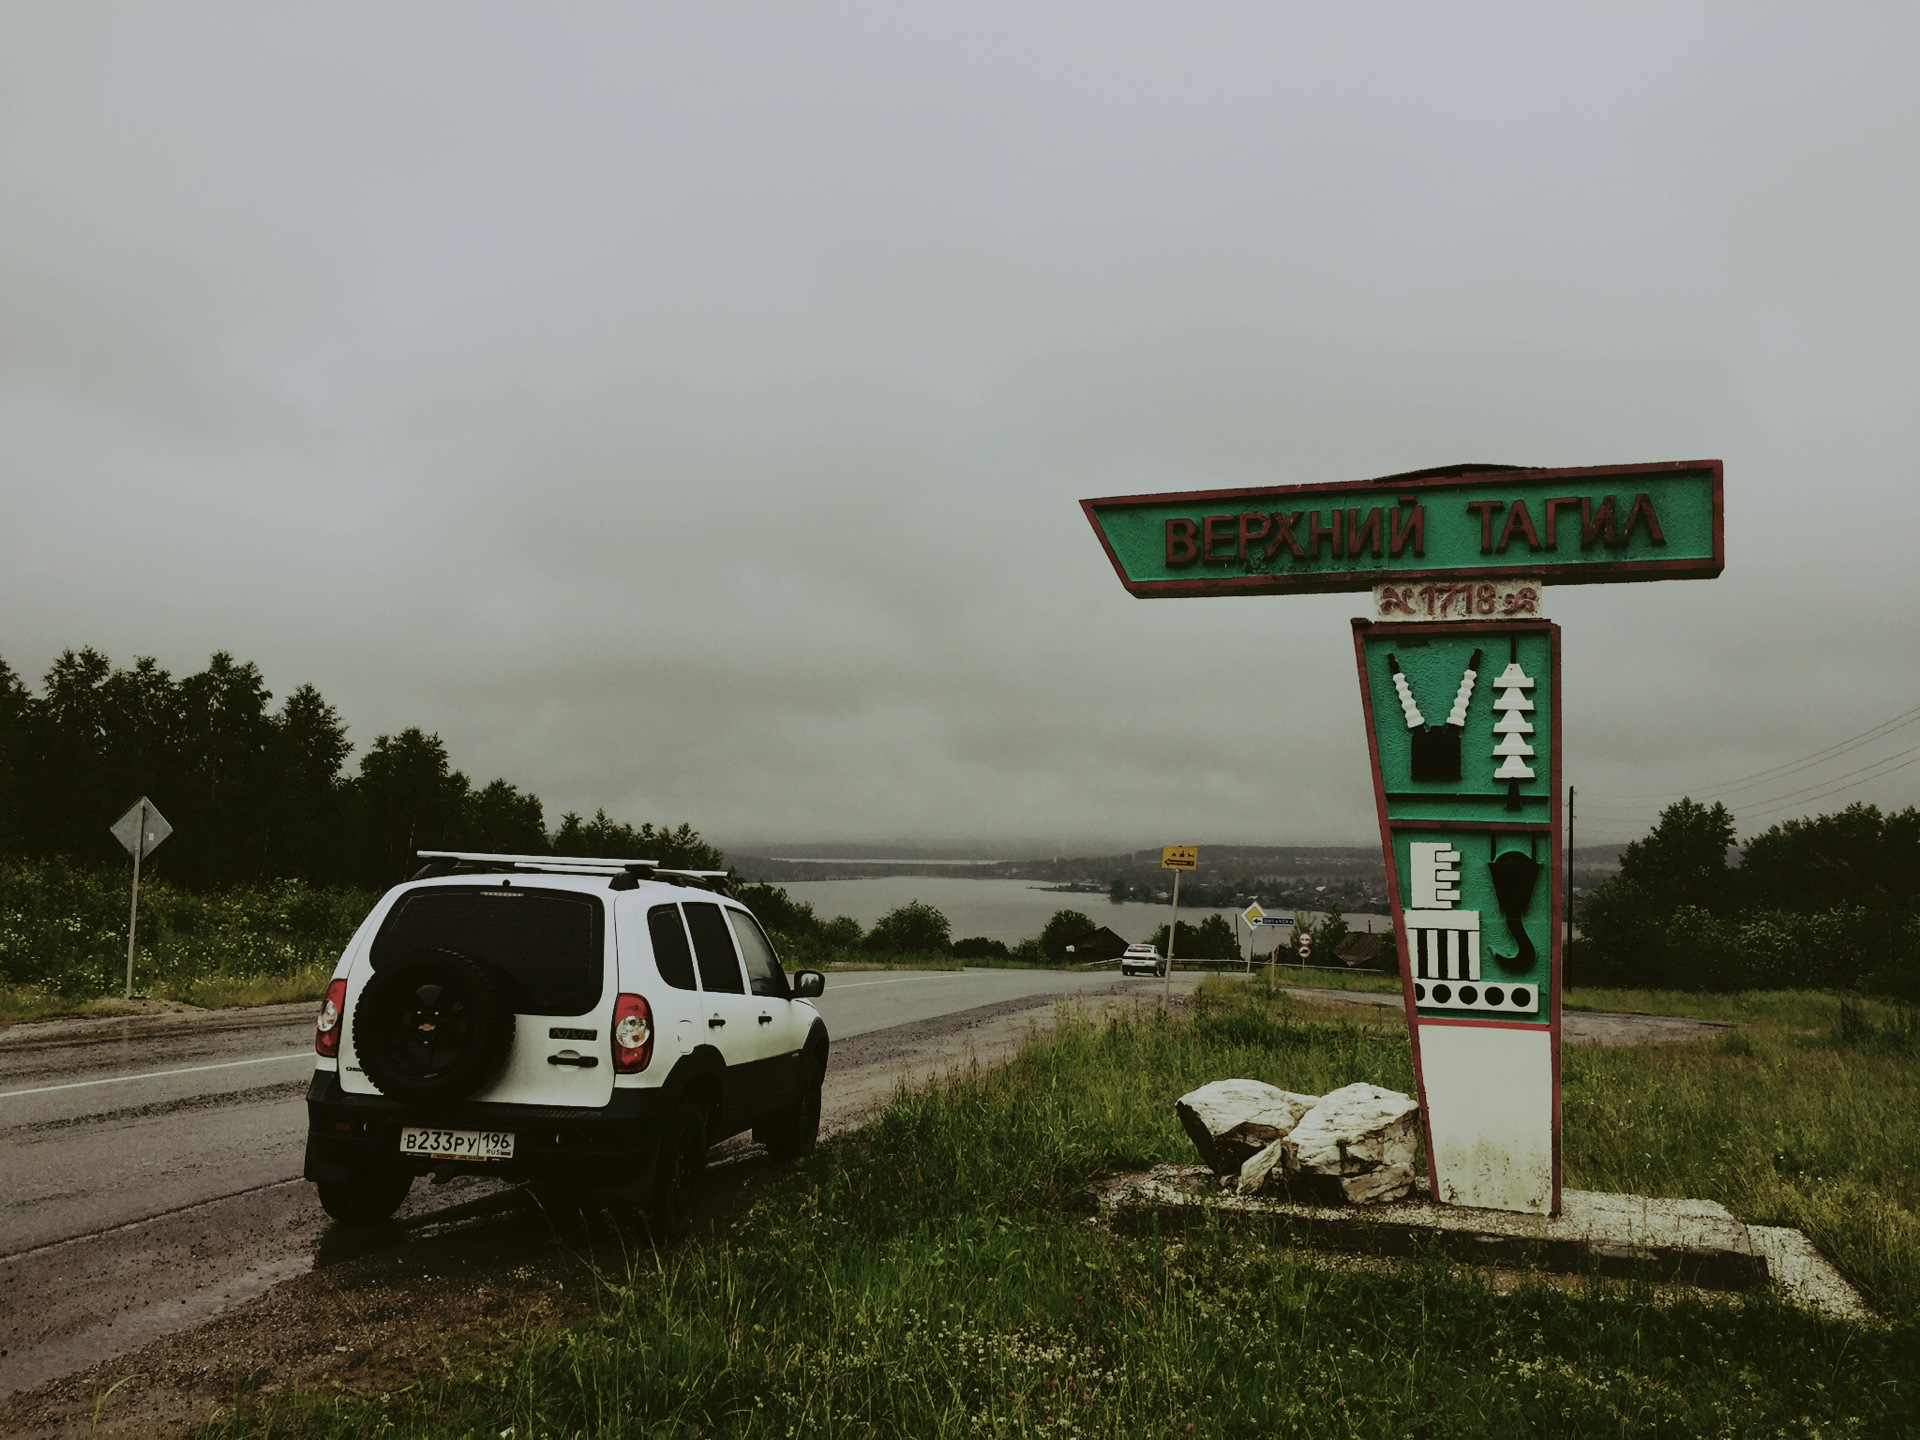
left=1352, top=616, right=1565, bottom=1213
left=1083, top=459, right=1723, bottom=598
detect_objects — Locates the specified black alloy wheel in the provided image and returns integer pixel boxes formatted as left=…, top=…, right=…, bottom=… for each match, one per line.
left=354, top=950, right=516, bottom=1104
left=755, top=1057, right=822, bottom=1159
left=647, top=1102, right=710, bottom=1244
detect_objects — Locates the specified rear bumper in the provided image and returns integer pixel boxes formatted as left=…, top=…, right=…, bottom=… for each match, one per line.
left=304, top=1072, right=675, bottom=1192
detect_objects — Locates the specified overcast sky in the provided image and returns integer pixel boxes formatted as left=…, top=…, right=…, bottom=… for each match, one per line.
left=3, top=4, right=1916, bottom=852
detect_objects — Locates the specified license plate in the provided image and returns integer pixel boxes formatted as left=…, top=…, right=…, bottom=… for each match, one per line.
left=398, top=1126, right=516, bottom=1162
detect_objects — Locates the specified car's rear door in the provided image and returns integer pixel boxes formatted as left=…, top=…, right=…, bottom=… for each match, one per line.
left=727, top=907, right=811, bottom=1102
left=681, top=900, right=762, bottom=1128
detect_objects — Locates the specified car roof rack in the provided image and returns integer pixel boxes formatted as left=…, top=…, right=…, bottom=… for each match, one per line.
left=410, top=850, right=733, bottom=894
left=416, top=850, right=657, bottom=869
left=414, top=849, right=657, bottom=874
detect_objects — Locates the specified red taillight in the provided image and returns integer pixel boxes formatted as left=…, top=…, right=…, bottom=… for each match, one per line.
left=612, top=993, right=654, bottom=1074
left=315, top=978, right=348, bottom=1058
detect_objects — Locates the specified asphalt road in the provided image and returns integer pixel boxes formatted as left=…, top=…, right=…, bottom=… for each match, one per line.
left=0, top=966, right=1156, bottom=1397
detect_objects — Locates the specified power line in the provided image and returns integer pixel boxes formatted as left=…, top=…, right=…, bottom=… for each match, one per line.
left=1595, top=701, right=1920, bottom=802
left=1574, top=702, right=1920, bottom=817
left=1737, top=751, right=1920, bottom=824
left=1577, top=746, right=1920, bottom=832
left=1579, top=739, right=1920, bottom=817
left=1725, top=738, right=1920, bottom=810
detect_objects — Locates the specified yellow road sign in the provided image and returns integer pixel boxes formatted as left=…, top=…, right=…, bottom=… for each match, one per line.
left=1162, top=846, right=1198, bottom=870
left=1241, top=903, right=1264, bottom=925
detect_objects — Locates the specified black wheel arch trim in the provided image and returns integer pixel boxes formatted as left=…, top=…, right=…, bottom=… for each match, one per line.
left=661, top=1045, right=732, bottom=1122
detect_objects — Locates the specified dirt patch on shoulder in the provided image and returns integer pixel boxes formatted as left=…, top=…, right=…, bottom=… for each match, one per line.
left=0, top=1183, right=652, bottom=1439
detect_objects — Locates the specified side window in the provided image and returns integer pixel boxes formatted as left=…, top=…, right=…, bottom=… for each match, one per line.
left=683, top=902, right=745, bottom=995
left=647, top=905, right=697, bottom=991
left=728, top=910, right=788, bottom=998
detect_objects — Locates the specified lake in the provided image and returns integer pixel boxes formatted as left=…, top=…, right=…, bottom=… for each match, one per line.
left=772, top=874, right=1389, bottom=947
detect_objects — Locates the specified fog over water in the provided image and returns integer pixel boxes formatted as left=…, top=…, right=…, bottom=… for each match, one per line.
left=3, top=7, right=1917, bottom=850
left=777, top=875, right=1387, bottom=948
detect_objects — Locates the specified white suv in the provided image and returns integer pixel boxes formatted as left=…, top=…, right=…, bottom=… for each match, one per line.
left=1119, top=943, right=1165, bottom=977
left=305, top=851, right=828, bottom=1237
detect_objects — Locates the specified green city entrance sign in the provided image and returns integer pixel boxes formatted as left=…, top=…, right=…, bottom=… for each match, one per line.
left=1081, top=455, right=1725, bottom=1217
left=1081, top=460, right=1721, bottom=597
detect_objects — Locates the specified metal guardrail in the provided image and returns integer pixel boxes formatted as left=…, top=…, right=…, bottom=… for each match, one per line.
left=1084, top=957, right=1389, bottom=974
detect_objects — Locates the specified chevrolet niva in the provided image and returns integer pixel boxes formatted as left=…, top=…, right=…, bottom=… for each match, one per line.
left=306, top=852, right=827, bottom=1238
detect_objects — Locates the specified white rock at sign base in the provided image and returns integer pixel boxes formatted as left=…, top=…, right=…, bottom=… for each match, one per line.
left=1236, top=1135, right=1289, bottom=1193
left=1175, top=1080, right=1319, bottom=1176
left=1282, top=1082, right=1420, bottom=1204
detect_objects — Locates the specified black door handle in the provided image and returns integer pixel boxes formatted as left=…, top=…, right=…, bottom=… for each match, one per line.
left=708, top=1016, right=726, bottom=1028
left=757, top=1014, right=773, bottom=1025
left=547, top=1053, right=599, bottom=1068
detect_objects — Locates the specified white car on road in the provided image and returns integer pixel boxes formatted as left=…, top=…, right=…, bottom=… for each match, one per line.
left=306, top=851, right=828, bottom=1238
left=1119, top=943, right=1165, bottom=977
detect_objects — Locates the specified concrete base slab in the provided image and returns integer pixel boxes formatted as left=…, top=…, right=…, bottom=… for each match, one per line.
left=1098, top=1165, right=1870, bottom=1319
left=1748, top=1225, right=1875, bottom=1322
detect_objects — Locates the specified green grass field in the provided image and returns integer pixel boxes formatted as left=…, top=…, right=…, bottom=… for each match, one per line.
left=202, top=978, right=1917, bottom=1439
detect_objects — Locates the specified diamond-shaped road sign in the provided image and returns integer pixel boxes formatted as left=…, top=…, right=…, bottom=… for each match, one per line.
left=1241, top=903, right=1265, bottom=926
left=111, top=798, right=172, bottom=860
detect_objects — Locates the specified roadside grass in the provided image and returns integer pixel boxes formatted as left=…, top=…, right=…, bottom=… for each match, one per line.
left=0, top=860, right=372, bottom=1023
left=1566, top=1001, right=1920, bottom=1313
left=1262, top=964, right=1401, bottom=995
left=203, top=979, right=1917, bottom=1439
left=1561, top=987, right=1881, bottom=1027
left=1244, top=963, right=1898, bottom=1030
left=1272, top=985, right=1920, bottom=1309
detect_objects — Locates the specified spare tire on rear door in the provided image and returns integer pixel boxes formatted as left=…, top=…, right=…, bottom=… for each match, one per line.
left=353, top=949, right=516, bottom=1104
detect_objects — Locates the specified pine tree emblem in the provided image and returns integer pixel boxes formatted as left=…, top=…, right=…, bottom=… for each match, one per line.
left=1490, top=658, right=1535, bottom=809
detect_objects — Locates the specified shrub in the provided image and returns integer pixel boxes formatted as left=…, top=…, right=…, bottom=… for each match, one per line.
left=1576, top=799, right=1920, bottom=996
left=0, top=858, right=373, bottom=1003
left=1035, top=909, right=1096, bottom=960
left=864, top=900, right=951, bottom=955
left=1148, top=913, right=1239, bottom=960
left=952, top=935, right=1009, bottom=960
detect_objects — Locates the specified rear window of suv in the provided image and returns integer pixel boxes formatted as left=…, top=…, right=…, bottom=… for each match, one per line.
left=647, top=905, right=698, bottom=991
left=683, top=902, right=745, bottom=994
left=371, top=886, right=604, bottom=1015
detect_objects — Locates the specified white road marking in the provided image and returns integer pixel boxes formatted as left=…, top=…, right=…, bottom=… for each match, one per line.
left=0, top=1052, right=314, bottom=1100
left=822, top=974, right=963, bottom=990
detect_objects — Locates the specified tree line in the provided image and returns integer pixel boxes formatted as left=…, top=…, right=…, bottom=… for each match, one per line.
left=1575, top=798, right=1920, bottom=997
left=0, top=647, right=722, bottom=889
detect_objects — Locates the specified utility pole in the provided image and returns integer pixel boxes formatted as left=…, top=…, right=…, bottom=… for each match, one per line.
left=1162, top=868, right=1180, bottom=1010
